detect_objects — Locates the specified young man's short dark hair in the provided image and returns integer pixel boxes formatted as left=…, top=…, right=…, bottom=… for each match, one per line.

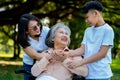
left=81, top=1, right=103, bottom=14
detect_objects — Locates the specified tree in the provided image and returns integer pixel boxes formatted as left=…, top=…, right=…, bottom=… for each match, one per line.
left=0, top=0, right=120, bottom=58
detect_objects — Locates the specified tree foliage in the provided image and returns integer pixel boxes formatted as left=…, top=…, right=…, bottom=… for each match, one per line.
left=0, top=0, right=120, bottom=58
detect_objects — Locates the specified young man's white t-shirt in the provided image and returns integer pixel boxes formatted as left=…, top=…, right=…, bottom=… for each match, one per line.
left=82, top=23, right=114, bottom=79
left=23, top=26, right=49, bottom=65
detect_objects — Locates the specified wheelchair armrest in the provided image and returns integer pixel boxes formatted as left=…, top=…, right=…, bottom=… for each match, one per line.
left=15, top=69, right=31, bottom=75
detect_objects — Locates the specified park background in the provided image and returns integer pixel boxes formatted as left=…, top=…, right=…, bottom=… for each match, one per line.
left=0, top=0, right=120, bottom=80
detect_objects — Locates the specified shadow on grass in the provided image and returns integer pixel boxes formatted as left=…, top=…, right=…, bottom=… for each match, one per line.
left=111, top=68, right=120, bottom=80
left=0, top=64, right=24, bottom=80
left=0, top=72, right=13, bottom=80
left=0, top=56, right=23, bottom=80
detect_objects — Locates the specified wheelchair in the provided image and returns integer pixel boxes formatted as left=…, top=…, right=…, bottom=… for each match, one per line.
left=15, top=69, right=36, bottom=80
left=15, top=69, right=85, bottom=80
left=15, top=51, right=42, bottom=80
left=15, top=51, right=84, bottom=80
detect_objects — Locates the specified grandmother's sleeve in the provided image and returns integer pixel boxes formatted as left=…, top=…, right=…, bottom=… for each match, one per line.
left=31, top=57, right=49, bottom=77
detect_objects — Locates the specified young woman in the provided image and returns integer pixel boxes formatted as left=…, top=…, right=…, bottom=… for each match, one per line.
left=17, top=14, right=49, bottom=80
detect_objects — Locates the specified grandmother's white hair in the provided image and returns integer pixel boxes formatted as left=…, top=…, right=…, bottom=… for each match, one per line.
left=45, top=22, right=71, bottom=48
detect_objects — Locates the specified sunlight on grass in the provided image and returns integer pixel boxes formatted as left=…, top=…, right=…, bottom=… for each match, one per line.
left=0, top=61, right=22, bottom=66
left=111, top=58, right=120, bottom=80
left=0, top=50, right=23, bottom=66
left=0, top=51, right=24, bottom=58
left=0, top=53, right=23, bottom=58
left=111, top=58, right=120, bottom=69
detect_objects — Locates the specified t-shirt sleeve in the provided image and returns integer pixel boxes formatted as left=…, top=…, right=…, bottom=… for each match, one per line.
left=43, top=26, right=50, bottom=33
left=41, top=26, right=50, bottom=37
left=102, top=29, right=114, bottom=47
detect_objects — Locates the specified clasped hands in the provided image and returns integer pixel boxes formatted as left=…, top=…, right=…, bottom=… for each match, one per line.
left=45, top=49, right=83, bottom=69
left=45, top=49, right=68, bottom=62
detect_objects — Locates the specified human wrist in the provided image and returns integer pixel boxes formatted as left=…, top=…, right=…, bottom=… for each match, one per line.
left=68, top=50, right=74, bottom=57
left=45, top=50, right=53, bottom=61
left=79, top=59, right=85, bottom=66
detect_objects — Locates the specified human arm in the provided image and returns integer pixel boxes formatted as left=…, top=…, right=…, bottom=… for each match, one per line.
left=31, top=49, right=56, bottom=77
left=31, top=57, right=50, bottom=77
left=23, top=46, right=45, bottom=61
left=66, top=44, right=85, bottom=57
left=68, top=45, right=110, bottom=68
left=79, top=45, right=110, bottom=65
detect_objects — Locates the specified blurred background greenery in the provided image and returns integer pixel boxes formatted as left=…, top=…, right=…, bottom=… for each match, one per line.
left=0, top=0, right=120, bottom=80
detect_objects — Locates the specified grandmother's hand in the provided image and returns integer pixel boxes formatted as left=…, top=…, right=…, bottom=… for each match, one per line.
left=45, top=49, right=57, bottom=62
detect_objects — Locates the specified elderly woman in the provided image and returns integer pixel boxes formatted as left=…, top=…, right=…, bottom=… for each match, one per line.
left=31, top=22, right=88, bottom=80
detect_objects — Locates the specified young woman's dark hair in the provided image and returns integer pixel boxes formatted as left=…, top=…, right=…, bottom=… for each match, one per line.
left=17, top=14, right=43, bottom=48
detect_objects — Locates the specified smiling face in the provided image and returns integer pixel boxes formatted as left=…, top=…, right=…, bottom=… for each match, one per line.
left=52, top=27, right=69, bottom=49
left=26, top=20, right=41, bottom=39
left=84, top=10, right=99, bottom=26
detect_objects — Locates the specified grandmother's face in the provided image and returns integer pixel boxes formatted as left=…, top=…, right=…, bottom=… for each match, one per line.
left=52, top=27, right=69, bottom=47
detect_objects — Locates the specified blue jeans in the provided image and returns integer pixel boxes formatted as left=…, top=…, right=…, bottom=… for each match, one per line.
left=86, top=78, right=110, bottom=80
left=23, top=63, right=33, bottom=80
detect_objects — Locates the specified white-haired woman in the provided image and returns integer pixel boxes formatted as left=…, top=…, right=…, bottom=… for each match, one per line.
left=31, top=22, right=88, bottom=80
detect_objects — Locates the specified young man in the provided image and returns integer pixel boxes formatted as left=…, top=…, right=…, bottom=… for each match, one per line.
left=66, top=1, right=114, bottom=80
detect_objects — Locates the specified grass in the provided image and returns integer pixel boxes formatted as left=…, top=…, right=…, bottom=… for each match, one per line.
left=111, top=58, right=120, bottom=80
left=0, top=54, right=120, bottom=80
left=0, top=56, right=23, bottom=80
left=0, top=64, right=23, bottom=80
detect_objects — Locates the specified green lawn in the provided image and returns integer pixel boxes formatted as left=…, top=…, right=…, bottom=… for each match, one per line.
left=0, top=64, right=23, bottom=80
left=0, top=57, right=120, bottom=80
left=0, top=57, right=23, bottom=80
left=111, top=58, right=120, bottom=80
